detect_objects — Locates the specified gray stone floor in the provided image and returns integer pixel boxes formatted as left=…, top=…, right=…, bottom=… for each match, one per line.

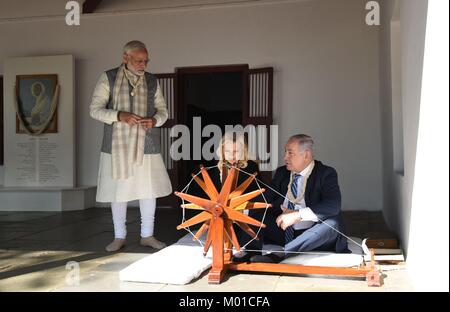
left=0, top=208, right=414, bottom=292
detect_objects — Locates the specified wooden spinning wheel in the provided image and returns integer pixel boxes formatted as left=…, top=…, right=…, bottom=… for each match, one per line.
left=175, top=166, right=382, bottom=286
left=175, top=165, right=269, bottom=283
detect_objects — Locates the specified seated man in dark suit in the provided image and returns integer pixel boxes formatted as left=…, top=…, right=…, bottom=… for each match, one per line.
left=251, top=134, right=349, bottom=263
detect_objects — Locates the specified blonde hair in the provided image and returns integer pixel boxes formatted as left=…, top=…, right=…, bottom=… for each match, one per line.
left=217, top=132, right=249, bottom=171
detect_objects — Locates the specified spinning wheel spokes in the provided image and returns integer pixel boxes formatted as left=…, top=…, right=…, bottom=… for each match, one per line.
left=229, top=173, right=258, bottom=198
left=228, top=189, right=266, bottom=208
left=174, top=166, right=270, bottom=256
left=216, top=165, right=236, bottom=203
left=224, top=220, right=241, bottom=252
left=200, top=165, right=219, bottom=200
left=234, top=202, right=269, bottom=211
left=235, top=221, right=259, bottom=240
left=193, top=221, right=209, bottom=240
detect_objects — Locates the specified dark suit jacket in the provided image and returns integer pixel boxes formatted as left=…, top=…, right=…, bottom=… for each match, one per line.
left=265, top=160, right=341, bottom=219
left=264, top=160, right=348, bottom=252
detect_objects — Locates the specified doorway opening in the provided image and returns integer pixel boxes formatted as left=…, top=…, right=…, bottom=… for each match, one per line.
left=155, top=64, right=273, bottom=208
left=176, top=65, right=248, bottom=188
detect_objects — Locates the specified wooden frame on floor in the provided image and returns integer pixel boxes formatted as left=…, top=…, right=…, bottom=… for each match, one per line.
left=175, top=166, right=382, bottom=286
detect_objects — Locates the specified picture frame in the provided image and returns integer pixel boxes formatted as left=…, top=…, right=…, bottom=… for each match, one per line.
left=15, top=74, right=58, bottom=134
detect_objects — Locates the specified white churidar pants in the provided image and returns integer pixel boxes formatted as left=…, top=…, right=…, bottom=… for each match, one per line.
left=111, top=198, right=156, bottom=239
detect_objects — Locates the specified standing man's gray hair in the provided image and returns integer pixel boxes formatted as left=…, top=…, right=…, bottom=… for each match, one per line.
left=123, top=40, right=147, bottom=54
left=288, top=134, right=314, bottom=154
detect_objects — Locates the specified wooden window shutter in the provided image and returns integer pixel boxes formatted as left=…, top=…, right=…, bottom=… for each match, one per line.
left=245, top=67, right=274, bottom=181
left=155, top=73, right=178, bottom=195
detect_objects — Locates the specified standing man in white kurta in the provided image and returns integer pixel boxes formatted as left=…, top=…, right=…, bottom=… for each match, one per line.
left=90, top=40, right=172, bottom=252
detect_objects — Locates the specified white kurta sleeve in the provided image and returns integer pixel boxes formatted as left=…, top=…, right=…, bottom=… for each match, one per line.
left=89, top=72, right=119, bottom=125
left=152, top=82, right=169, bottom=127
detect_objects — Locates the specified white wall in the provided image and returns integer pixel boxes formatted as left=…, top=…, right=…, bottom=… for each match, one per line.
left=379, top=0, right=426, bottom=249
left=380, top=0, right=449, bottom=291
left=0, top=0, right=383, bottom=211
left=406, top=0, right=449, bottom=292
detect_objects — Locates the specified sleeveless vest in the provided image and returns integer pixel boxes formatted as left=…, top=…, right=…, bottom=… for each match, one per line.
left=101, top=67, right=161, bottom=154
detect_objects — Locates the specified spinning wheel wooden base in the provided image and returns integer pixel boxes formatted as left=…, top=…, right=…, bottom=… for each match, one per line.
left=175, top=166, right=382, bottom=286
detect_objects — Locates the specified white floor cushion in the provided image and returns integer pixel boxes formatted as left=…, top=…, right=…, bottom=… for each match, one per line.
left=119, top=234, right=365, bottom=285
left=119, top=234, right=212, bottom=285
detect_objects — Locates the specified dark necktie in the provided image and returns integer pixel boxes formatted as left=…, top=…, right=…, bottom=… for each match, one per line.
left=285, top=173, right=302, bottom=244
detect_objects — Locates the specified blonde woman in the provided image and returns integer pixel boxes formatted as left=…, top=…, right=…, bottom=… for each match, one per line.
left=209, top=132, right=260, bottom=188
left=208, top=132, right=264, bottom=261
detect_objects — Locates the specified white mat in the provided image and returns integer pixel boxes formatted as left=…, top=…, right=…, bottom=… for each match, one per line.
left=119, top=234, right=364, bottom=285
left=119, top=234, right=213, bottom=285
left=278, top=237, right=364, bottom=267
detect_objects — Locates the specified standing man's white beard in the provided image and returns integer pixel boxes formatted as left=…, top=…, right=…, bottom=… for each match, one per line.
left=125, top=64, right=145, bottom=76
left=134, top=70, right=145, bottom=76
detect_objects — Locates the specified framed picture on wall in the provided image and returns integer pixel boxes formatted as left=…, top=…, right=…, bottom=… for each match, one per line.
left=15, top=74, right=58, bottom=135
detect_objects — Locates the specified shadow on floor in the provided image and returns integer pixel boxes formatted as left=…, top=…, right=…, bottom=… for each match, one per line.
left=0, top=208, right=397, bottom=254
left=0, top=208, right=185, bottom=254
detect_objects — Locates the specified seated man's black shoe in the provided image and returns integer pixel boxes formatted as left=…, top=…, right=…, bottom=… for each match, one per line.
left=249, top=253, right=283, bottom=264
left=232, top=251, right=257, bottom=263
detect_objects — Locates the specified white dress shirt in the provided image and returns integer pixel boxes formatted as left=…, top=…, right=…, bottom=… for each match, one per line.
left=282, top=161, right=319, bottom=230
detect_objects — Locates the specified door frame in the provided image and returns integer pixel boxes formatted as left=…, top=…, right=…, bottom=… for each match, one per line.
left=175, top=64, right=249, bottom=186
